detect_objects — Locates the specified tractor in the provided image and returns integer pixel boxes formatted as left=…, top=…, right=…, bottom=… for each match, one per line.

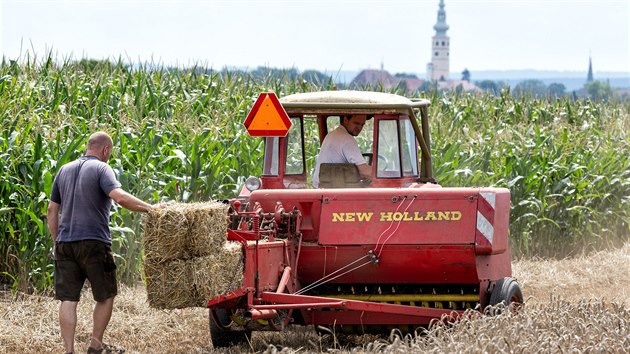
left=208, top=90, right=523, bottom=347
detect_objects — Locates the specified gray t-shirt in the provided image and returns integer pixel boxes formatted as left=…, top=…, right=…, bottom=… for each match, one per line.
left=312, top=125, right=366, bottom=188
left=50, top=156, right=122, bottom=244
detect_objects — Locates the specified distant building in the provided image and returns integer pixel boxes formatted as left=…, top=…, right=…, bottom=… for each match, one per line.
left=427, top=0, right=450, bottom=81
left=350, top=69, right=424, bottom=92
left=587, top=55, right=594, bottom=82
left=350, top=0, right=481, bottom=93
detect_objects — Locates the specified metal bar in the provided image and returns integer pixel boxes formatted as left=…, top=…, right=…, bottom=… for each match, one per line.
left=408, top=108, right=432, bottom=179
left=420, top=105, right=431, bottom=156
left=246, top=309, right=278, bottom=319
left=252, top=301, right=346, bottom=310
left=261, top=292, right=461, bottom=319
left=276, top=266, right=292, bottom=294
left=316, top=294, right=480, bottom=302
left=292, top=234, right=302, bottom=291
left=227, top=229, right=257, bottom=242
left=207, top=287, right=250, bottom=308
left=308, top=311, right=436, bottom=325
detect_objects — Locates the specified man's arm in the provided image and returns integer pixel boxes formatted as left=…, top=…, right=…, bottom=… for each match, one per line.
left=47, top=201, right=60, bottom=255
left=340, top=137, right=370, bottom=179
left=109, top=188, right=153, bottom=213
left=357, top=163, right=371, bottom=179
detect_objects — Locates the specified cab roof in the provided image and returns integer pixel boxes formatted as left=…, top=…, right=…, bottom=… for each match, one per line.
left=279, top=90, right=430, bottom=115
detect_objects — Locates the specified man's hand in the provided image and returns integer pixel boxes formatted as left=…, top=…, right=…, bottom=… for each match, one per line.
left=151, top=202, right=172, bottom=209
left=357, top=163, right=371, bottom=180
left=47, top=201, right=60, bottom=258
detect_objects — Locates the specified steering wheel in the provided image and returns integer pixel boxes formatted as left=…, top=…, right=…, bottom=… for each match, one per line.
left=362, top=153, right=389, bottom=170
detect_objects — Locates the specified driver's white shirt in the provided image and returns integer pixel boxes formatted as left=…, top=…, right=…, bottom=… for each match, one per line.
left=312, top=125, right=366, bottom=188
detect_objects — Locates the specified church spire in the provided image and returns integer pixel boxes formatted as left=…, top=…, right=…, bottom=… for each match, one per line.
left=587, top=55, right=593, bottom=82
left=429, top=0, right=450, bottom=81
left=433, top=0, right=449, bottom=35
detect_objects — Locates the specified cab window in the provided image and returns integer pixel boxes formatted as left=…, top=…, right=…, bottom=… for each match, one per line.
left=400, top=118, right=418, bottom=176
left=303, top=115, right=319, bottom=185
left=377, top=119, right=401, bottom=178
left=285, top=117, right=304, bottom=175
left=263, top=137, right=279, bottom=176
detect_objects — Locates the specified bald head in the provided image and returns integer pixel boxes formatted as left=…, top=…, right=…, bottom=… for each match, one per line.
left=86, top=132, right=114, bottom=162
left=88, top=132, right=113, bottom=149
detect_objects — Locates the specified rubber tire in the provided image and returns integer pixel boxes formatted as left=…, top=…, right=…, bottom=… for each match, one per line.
left=489, top=277, right=523, bottom=307
left=209, top=309, right=250, bottom=348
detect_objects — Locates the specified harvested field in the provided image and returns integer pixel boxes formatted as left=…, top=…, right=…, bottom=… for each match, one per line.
left=1, top=243, right=629, bottom=353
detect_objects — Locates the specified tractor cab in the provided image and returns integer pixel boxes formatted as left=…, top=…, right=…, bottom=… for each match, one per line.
left=249, top=91, right=434, bottom=192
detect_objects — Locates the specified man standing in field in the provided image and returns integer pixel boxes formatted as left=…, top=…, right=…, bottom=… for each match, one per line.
left=312, top=114, right=371, bottom=188
left=47, top=132, right=153, bottom=354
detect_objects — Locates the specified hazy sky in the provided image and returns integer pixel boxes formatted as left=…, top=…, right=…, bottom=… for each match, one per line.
left=1, top=0, right=629, bottom=75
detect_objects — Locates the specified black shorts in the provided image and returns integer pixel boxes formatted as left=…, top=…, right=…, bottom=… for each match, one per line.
left=54, top=240, right=118, bottom=302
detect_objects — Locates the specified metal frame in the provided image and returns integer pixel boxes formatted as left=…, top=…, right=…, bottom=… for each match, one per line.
left=280, top=98, right=432, bottom=180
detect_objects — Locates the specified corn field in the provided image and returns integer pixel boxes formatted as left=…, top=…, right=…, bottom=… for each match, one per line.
left=1, top=55, right=628, bottom=292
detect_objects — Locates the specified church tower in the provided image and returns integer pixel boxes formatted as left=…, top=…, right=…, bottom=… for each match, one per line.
left=586, top=55, right=594, bottom=82
left=430, top=0, right=450, bottom=81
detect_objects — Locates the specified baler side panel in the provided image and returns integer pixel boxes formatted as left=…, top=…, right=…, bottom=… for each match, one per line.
left=473, top=188, right=511, bottom=255
left=492, top=189, right=511, bottom=254
left=297, top=244, right=478, bottom=284
left=242, top=241, right=287, bottom=292
left=318, top=196, right=477, bottom=245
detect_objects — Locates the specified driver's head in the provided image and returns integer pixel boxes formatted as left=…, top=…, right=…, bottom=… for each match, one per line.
left=341, top=115, right=367, bottom=137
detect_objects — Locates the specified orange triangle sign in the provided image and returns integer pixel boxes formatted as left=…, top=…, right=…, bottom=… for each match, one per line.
left=244, top=92, right=292, bottom=137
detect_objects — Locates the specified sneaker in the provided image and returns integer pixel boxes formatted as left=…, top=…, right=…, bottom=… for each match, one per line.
left=86, top=343, right=125, bottom=354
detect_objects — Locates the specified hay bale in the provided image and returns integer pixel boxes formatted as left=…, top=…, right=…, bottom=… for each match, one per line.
left=185, top=201, right=229, bottom=257
left=144, top=259, right=196, bottom=309
left=143, top=205, right=189, bottom=262
left=193, top=242, right=244, bottom=304
left=142, top=201, right=233, bottom=308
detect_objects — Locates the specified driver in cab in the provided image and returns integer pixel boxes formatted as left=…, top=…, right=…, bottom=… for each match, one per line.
left=312, top=115, right=371, bottom=188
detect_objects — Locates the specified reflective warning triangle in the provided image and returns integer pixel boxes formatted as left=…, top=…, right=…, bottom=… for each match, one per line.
left=244, top=92, right=292, bottom=137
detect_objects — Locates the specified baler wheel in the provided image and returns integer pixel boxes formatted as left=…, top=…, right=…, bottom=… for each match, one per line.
left=489, top=277, right=523, bottom=311
left=209, top=309, right=251, bottom=348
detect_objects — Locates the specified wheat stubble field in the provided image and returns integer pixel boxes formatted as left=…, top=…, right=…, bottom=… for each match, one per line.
left=2, top=242, right=629, bottom=354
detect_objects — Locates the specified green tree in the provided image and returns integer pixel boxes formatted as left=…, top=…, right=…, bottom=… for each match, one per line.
left=302, top=70, right=333, bottom=85
left=461, top=68, right=471, bottom=82
left=584, top=80, right=614, bottom=101
left=394, top=73, right=419, bottom=79
left=251, top=66, right=299, bottom=81
left=476, top=80, right=501, bottom=95
left=514, top=79, right=547, bottom=98
left=547, top=83, right=566, bottom=97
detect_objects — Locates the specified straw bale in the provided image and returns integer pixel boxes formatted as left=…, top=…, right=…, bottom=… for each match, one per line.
left=143, top=205, right=189, bottom=262
left=144, top=259, right=197, bottom=309
left=193, top=242, right=244, bottom=304
left=142, top=202, right=233, bottom=308
left=185, top=201, right=229, bottom=256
